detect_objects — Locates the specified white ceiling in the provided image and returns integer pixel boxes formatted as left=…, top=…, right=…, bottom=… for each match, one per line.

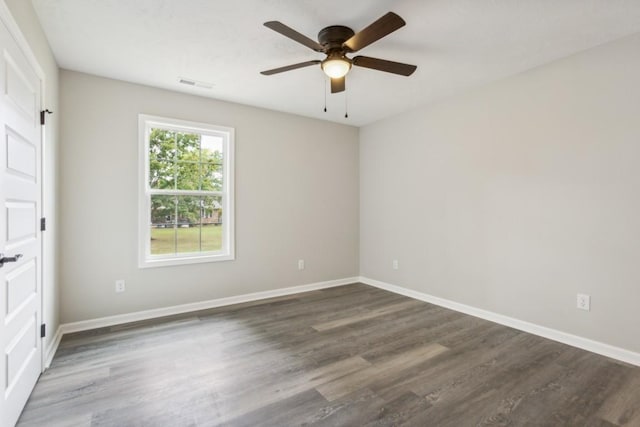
left=32, top=0, right=640, bottom=126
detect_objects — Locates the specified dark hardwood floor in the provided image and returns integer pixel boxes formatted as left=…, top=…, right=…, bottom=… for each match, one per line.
left=17, top=283, right=640, bottom=426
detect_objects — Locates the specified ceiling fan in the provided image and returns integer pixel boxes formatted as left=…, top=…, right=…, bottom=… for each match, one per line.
left=260, top=12, right=417, bottom=94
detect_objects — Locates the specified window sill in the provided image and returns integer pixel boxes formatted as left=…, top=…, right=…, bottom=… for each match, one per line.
left=138, top=252, right=234, bottom=269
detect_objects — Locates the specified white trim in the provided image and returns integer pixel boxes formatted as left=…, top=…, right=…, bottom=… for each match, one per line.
left=44, top=326, right=62, bottom=369
left=359, top=276, right=640, bottom=367
left=60, top=277, right=359, bottom=334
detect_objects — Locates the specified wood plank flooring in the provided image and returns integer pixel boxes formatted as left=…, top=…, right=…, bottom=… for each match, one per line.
left=17, top=283, right=640, bottom=426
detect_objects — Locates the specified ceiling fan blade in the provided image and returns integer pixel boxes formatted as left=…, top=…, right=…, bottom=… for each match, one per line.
left=331, top=76, right=345, bottom=93
left=343, top=12, right=406, bottom=52
left=260, top=60, right=321, bottom=75
left=353, top=56, right=417, bottom=76
left=264, top=21, right=325, bottom=52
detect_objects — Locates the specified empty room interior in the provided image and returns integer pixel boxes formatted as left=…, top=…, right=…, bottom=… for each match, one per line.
left=1, top=0, right=640, bottom=425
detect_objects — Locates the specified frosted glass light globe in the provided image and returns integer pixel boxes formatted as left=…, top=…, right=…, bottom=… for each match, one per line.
left=321, top=57, right=351, bottom=78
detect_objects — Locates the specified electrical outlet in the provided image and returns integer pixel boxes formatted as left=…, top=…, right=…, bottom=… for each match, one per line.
left=577, top=293, right=590, bottom=311
left=115, top=280, right=126, bottom=293
left=298, top=259, right=305, bottom=270
left=392, top=259, right=399, bottom=270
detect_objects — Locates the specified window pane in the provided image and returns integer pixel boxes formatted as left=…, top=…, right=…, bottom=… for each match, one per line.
left=176, top=132, right=200, bottom=161
left=149, top=129, right=176, bottom=160
left=200, top=162, right=223, bottom=191
left=202, top=196, right=223, bottom=252
left=150, top=195, right=176, bottom=255
left=149, top=157, right=175, bottom=189
left=176, top=196, right=201, bottom=253
left=176, top=224, right=201, bottom=253
left=201, top=134, right=224, bottom=164
left=175, top=161, right=200, bottom=190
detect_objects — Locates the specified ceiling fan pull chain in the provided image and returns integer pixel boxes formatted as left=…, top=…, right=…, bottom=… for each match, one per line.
left=344, top=90, right=348, bottom=118
left=323, top=77, right=328, bottom=112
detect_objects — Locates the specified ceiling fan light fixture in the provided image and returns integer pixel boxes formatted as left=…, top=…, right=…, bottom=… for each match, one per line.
left=321, top=55, right=352, bottom=78
left=261, top=13, right=416, bottom=94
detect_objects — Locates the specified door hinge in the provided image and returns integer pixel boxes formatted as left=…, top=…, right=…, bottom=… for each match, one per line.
left=41, top=324, right=46, bottom=338
left=41, top=217, right=46, bottom=231
left=40, top=109, right=53, bottom=125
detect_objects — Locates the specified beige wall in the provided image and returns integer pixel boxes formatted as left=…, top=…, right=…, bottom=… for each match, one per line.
left=59, top=70, right=359, bottom=323
left=360, top=33, right=640, bottom=353
left=15, top=1, right=640, bottom=357
left=5, top=0, right=60, bottom=352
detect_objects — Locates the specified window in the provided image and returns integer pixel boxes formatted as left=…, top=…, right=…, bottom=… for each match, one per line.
left=138, top=115, right=234, bottom=268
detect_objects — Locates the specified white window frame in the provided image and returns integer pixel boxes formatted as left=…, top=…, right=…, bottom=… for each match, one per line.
left=138, top=114, right=235, bottom=268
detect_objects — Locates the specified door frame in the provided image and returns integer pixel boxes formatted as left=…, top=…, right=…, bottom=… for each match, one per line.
left=0, top=0, right=47, bottom=372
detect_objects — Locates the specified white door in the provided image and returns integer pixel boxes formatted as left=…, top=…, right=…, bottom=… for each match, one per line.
left=0, top=15, right=43, bottom=427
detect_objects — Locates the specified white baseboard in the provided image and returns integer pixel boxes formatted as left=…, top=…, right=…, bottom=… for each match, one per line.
left=60, top=277, right=359, bottom=335
left=359, top=276, right=640, bottom=367
left=44, top=325, right=63, bottom=369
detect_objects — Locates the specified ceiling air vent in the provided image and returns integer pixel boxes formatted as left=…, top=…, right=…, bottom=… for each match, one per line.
left=178, top=77, right=214, bottom=89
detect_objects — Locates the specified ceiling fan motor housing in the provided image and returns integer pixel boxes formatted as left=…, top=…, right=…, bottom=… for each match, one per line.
left=318, top=25, right=355, bottom=51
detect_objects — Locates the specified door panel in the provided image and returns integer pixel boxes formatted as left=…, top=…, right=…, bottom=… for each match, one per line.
left=6, top=201, right=37, bottom=243
left=4, top=52, right=36, bottom=122
left=7, top=130, right=37, bottom=179
left=0, top=13, right=42, bottom=427
left=6, top=314, right=37, bottom=391
left=6, top=260, right=37, bottom=316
